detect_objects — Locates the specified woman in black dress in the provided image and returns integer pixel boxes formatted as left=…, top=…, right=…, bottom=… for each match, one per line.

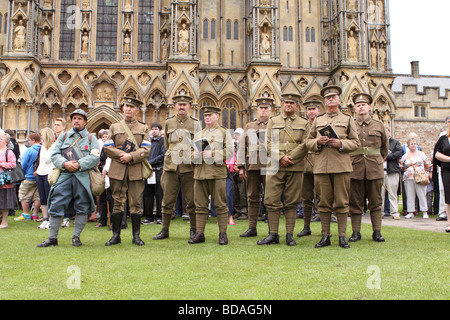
left=434, top=126, right=450, bottom=233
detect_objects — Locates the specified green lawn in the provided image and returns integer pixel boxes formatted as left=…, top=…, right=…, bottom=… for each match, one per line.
left=1, top=214, right=448, bottom=300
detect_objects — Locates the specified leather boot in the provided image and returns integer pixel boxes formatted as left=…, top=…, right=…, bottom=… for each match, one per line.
left=257, top=233, right=279, bottom=245
left=339, top=236, right=350, bottom=248
left=315, top=235, right=331, bottom=248
left=153, top=228, right=169, bottom=240
left=297, top=226, right=311, bottom=237
left=131, top=214, right=145, bottom=246
left=72, top=236, right=82, bottom=247
left=286, top=233, right=296, bottom=246
left=189, top=228, right=196, bottom=240
left=105, top=212, right=123, bottom=246
left=372, top=231, right=385, bottom=242
left=37, top=238, right=58, bottom=248
left=240, top=228, right=257, bottom=237
left=219, top=232, right=228, bottom=245
left=188, top=232, right=205, bottom=244
left=349, top=231, right=361, bottom=242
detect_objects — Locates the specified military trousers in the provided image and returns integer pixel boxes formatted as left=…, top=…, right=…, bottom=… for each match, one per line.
left=314, top=172, right=351, bottom=214
left=194, top=178, right=228, bottom=233
left=264, top=171, right=304, bottom=212
left=301, top=172, right=317, bottom=227
left=349, top=178, right=384, bottom=232
left=246, top=170, right=266, bottom=229
left=110, top=178, right=144, bottom=215
left=161, top=170, right=195, bottom=216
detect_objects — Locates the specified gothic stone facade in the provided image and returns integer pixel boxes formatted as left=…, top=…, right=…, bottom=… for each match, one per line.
left=0, top=0, right=396, bottom=143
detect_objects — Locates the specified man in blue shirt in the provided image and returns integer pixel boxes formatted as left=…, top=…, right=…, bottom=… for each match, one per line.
left=14, top=133, right=41, bottom=221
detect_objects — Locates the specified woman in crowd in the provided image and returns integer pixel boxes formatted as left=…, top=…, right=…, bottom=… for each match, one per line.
left=0, top=133, right=17, bottom=229
left=36, top=128, right=56, bottom=229
left=433, top=123, right=450, bottom=232
left=400, top=137, right=430, bottom=219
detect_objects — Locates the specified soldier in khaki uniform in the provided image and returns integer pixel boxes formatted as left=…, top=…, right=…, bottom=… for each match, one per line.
left=349, top=93, right=389, bottom=242
left=153, top=93, right=201, bottom=241
left=306, top=86, right=360, bottom=249
left=189, top=105, right=234, bottom=245
left=236, top=98, right=272, bottom=237
left=103, top=97, right=151, bottom=246
left=258, top=93, right=309, bottom=246
left=297, top=99, right=322, bottom=238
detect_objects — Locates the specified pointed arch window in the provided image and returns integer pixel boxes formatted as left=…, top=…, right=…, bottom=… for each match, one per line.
left=222, top=99, right=237, bottom=129
left=203, top=19, right=208, bottom=39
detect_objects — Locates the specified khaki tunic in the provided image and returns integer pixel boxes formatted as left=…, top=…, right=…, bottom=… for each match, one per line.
left=104, top=119, right=151, bottom=214
left=264, top=112, right=309, bottom=211
left=161, top=115, right=201, bottom=216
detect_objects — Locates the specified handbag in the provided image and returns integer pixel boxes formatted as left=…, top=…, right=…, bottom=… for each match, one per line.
left=5, top=149, right=25, bottom=183
left=407, top=153, right=430, bottom=186
left=120, top=119, right=153, bottom=179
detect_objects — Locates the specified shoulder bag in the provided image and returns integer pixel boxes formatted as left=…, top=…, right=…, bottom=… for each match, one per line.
left=5, top=149, right=25, bottom=183
left=407, top=153, right=430, bottom=186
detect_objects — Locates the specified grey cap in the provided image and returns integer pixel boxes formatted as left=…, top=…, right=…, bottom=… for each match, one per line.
left=70, top=108, right=88, bottom=121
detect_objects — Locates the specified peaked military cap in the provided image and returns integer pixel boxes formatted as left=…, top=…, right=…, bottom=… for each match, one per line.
left=352, top=92, right=373, bottom=105
left=320, top=85, right=342, bottom=98
left=255, top=97, right=274, bottom=108
left=201, top=105, right=221, bottom=115
left=121, top=96, right=144, bottom=108
left=173, top=93, right=193, bottom=104
left=281, top=93, right=302, bottom=103
left=70, top=108, right=88, bottom=121
left=304, top=99, right=323, bottom=109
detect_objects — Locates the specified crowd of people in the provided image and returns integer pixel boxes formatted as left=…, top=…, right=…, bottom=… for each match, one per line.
left=0, top=88, right=449, bottom=245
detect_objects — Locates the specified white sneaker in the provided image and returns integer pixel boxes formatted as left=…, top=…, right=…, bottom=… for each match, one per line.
left=38, top=220, right=49, bottom=229
left=405, top=213, right=414, bottom=219
left=61, top=218, right=70, bottom=228
left=423, top=213, right=429, bottom=219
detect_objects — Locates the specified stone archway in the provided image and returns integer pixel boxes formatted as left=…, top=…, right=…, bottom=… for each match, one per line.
left=86, top=105, right=123, bottom=136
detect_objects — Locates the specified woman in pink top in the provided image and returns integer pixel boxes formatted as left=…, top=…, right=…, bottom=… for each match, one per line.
left=0, top=133, right=17, bottom=229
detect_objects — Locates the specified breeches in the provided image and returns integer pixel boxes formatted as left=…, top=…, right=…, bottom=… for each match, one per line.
left=110, top=178, right=144, bottom=215
left=194, top=179, right=227, bottom=215
left=314, top=172, right=351, bottom=214
left=246, top=170, right=266, bottom=208
left=349, top=178, right=384, bottom=215
left=161, top=170, right=195, bottom=215
left=48, top=176, right=90, bottom=217
left=264, top=171, right=303, bottom=211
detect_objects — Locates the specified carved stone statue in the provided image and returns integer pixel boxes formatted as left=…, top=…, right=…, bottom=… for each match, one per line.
left=161, top=30, right=169, bottom=60
left=379, top=43, right=386, bottom=69
left=42, top=30, right=51, bottom=57
left=14, top=18, right=26, bottom=51
left=347, top=29, right=358, bottom=61
left=123, top=32, right=131, bottom=55
left=323, top=40, right=330, bottom=65
left=124, top=0, right=132, bottom=11
left=178, top=22, right=189, bottom=55
left=370, top=42, right=378, bottom=68
left=81, top=31, right=89, bottom=54
left=260, top=24, right=271, bottom=55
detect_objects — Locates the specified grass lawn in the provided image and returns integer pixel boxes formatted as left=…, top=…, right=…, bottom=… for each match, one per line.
left=1, top=213, right=449, bottom=300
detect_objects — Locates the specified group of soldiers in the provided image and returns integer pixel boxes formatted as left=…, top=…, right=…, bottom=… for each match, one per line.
left=38, top=84, right=389, bottom=249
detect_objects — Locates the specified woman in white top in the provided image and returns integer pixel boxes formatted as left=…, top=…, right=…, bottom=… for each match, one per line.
left=36, top=128, right=56, bottom=229
left=400, top=137, right=430, bottom=219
